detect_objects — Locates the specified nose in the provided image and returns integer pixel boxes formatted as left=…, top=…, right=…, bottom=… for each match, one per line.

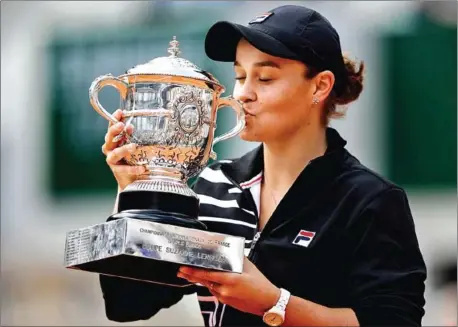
left=233, top=80, right=256, bottom=104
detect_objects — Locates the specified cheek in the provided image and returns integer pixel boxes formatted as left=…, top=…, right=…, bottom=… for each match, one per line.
left=259, top=85, right=309, bottom=121
left=263, top=89, right=311, bottom=124
left=262, top=82, right=310, bottom=108
left=239, top=82, right=313, bottom=141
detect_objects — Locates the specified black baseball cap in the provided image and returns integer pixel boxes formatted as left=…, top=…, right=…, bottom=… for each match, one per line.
left=205, top=5, right=347, bottom=95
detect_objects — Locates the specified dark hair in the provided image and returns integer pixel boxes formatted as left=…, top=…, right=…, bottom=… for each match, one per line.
left=306, top=54, right=365, bottom=126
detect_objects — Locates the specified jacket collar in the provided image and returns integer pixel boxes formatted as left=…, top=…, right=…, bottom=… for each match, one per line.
left=220, top=127, right=347, bottom=186
left=219, top=127, right=348, bottom=234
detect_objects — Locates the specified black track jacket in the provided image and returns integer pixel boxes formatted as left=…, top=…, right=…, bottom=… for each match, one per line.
left=99, top=128, right=427, bottom=326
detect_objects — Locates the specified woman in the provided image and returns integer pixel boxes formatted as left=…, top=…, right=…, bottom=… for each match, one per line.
left=100, top=5, right=426, bottom=327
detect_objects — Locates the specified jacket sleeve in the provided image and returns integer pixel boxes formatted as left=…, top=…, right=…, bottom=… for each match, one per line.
left=99, top=274, right=196, bottom=322
left=99, top=179, right=201, bottom=322
left=346, top=188, right=427, bottom=326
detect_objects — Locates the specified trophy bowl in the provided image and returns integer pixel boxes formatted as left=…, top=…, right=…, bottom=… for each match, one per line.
left=63, top=37, right=246, bottom=287
left=89, top=36, right=245, bottom=201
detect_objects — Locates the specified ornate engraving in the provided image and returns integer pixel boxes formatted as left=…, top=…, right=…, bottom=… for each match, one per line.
left=171, top=88, right=206, bottom=136
left=90, top=40, right=245, bottom=196
left=179, top=105, right=200, bottom=133
left=114, top=84, right=219, bottom=194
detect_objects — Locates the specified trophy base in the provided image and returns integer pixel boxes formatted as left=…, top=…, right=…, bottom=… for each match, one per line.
left=64, top=189, right=244, bottom=287
left=124, top=178, right=197, bottom=199
left=68, top=248, right=194, bottom=287
left=118, top=187, right=199, bottom=218
left=64, top=217, right=245, bottom=287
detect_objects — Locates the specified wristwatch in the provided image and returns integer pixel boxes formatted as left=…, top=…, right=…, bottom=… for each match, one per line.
left=262, top=288, right=291, bottom=326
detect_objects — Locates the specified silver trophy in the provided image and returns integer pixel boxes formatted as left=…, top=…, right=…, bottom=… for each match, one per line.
left=64, top=37, right=246, bottom=287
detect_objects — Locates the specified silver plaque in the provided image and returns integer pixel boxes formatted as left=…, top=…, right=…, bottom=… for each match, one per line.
left=64, top=218, right=245, bottom=286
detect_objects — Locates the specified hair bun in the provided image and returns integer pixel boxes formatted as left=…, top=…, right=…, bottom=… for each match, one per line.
left=335, top=55, right=365, bottom=105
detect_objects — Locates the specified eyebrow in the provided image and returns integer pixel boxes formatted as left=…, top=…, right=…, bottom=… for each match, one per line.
left=234, top=60, right=281, bottom=69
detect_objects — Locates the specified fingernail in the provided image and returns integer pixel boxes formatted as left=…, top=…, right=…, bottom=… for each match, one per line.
left=127, top=143, right=137, bottom=150
left=177, top=272, right=185, bottom=279
left=115, top=122, right=123, bottom=129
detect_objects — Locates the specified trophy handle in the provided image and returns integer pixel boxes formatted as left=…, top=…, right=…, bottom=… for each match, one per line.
left=89, top=74, right=129, bottom=125
left=211, top=96, right=246, bottom=159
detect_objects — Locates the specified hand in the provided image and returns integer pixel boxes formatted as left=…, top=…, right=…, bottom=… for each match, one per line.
left=101, top=109, right=146, bottom=191
left=178, top=257, right=280, bottom=316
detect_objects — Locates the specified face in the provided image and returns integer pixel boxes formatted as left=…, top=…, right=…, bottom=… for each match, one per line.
left=232, top=38, right=334, bottom=143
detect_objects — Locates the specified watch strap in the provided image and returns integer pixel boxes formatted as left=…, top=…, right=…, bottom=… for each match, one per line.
left=275, top=288, right=291, bottom=312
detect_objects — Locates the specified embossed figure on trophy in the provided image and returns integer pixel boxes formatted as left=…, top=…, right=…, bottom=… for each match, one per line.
left=173, top=147, right=184, bottom=162
left=185, top=148, right=199, bottom=163
left=137, top=149, right=148, bottom=164
left=129, top=152, right=138, bottom=163
left=180, top=104, right=199, bottom=133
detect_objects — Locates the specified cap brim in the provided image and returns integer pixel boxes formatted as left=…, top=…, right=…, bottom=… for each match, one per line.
left=205, top=21, right=299, bottom=62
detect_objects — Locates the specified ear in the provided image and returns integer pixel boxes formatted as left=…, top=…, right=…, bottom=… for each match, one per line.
left=312, top=70, right=335, bottom=102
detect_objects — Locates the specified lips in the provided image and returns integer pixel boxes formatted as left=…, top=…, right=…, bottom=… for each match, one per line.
left=242, top=106, right=256, bottom=116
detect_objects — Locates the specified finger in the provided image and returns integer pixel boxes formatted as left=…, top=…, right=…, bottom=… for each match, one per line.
left=110, top=122, right=135, bottom=143
left=177, top=272, right=205, bottom=285
left=208, top=283, right=226, bottom=296
left=209, top=288, right=222, bottom=298
left=111, top=164, right=146, bottom=176
left=104, top=122, right=126, bottom=151
left=106, top=143, right=137, bottom=165
left=105, top=121, right=125, bottom=143
left=108, top=109, right=124, bottom=128
left=115, top=119, right=135, bottom=141
left=178, top=272, right=223, bottom=292
left=125, top=123, right=134, bottom=135
left=112, top=132, right=126, bottom=143
left=179, top=266, right=233, bottom=285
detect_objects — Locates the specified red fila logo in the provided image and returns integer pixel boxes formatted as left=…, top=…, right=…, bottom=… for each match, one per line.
left=292, top=230, right=316, bottom=248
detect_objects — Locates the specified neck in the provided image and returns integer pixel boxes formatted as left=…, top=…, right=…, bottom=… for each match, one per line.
left=263, top=125, right=327, bottom=193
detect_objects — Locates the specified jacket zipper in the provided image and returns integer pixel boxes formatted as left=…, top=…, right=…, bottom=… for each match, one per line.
left=218, top=156, right=323, bottom=263
left=220, top=169, right=261, bottom=260
left=249, top=161, right=322, bottom=261
left=249, top=231, right=261, bottom=256
left=220, top=168, right=290, bottom=263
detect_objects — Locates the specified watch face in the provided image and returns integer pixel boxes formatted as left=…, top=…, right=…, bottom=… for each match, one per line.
left=263, top=312, right=284, bottom=326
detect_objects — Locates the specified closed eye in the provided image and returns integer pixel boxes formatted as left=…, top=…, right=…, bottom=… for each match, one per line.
left=235, top=77, right=273, bottom=83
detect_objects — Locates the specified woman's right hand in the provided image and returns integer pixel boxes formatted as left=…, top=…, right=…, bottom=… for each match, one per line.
left=101, top=109, right=146, bottom=191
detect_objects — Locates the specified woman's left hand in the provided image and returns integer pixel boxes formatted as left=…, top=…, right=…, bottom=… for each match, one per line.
left=178, top=257, right=280, bottom=316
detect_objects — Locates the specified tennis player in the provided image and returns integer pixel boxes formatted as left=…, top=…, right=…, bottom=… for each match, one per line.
left=100, top=5, right=426, bottom=326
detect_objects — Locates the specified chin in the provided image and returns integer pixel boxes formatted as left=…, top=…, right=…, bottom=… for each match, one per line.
left=239, top=128, right=264, bottom=142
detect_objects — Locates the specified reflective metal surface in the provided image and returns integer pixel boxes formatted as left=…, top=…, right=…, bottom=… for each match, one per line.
left=89, top=37, right=245, bottom=197
left=126, top=219, right=245, bottom=272
left=64, top=218, right=245, bottom=284
left=126, top=36, right=222, bottom=85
